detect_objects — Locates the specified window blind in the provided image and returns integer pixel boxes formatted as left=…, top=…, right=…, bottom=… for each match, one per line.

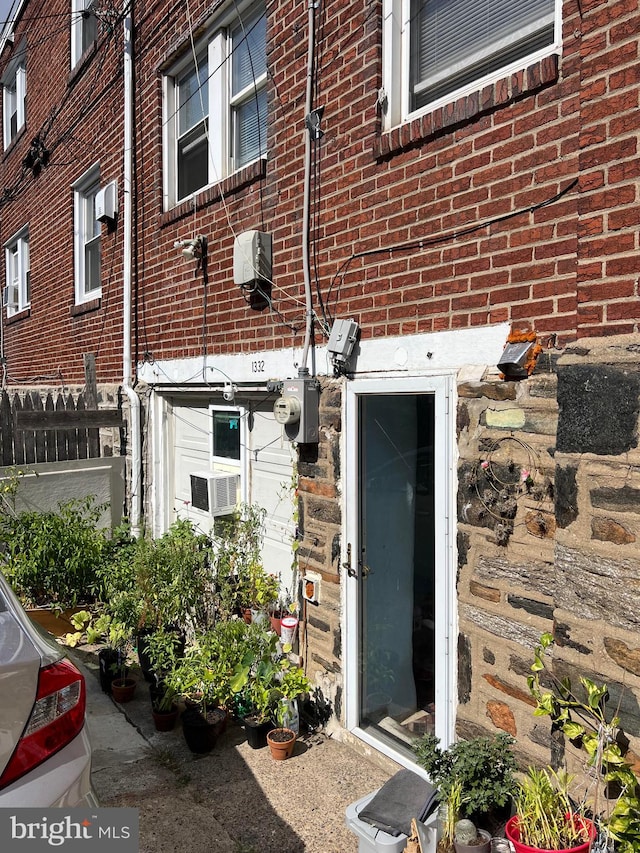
left=411, top=0, right=555, bottom=109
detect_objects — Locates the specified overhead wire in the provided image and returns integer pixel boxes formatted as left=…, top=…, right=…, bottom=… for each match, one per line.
left=0, top=2, right=128, bottom=211
left=325, top=178, right=580, bottom=323
left=181, top=0, right=302, bottom=333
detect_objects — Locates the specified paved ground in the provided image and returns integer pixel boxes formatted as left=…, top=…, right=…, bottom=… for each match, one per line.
left=71, top=649, right=400, bottom=853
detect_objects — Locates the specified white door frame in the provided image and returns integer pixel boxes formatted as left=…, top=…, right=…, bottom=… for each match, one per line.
left=343, top=373, right=457, bottom=770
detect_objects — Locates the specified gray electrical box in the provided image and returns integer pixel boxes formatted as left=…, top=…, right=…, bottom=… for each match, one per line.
left=273, top=378, right=319, bottom=443
left=327, top=319, right=359, bottom=368
left=233, top=230, right=272, bottom=285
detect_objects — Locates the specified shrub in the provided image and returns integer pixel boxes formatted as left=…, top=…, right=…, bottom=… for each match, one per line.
left=1, top=497, right=108, bottom=607
left=414, top=731, right=517, bottom=821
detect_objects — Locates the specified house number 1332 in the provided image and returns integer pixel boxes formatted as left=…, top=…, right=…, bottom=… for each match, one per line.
left=251, top=360, right=265, bottom=373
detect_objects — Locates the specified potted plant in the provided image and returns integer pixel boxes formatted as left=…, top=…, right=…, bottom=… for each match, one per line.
left=437, top=780, right=464, bottom=853
left=149, top=679, right=179, bottom=731
left=168, top=635, right=230, bottom=753
left=130, top=519, right=210, bottom=653
left=273, top=659, right=312, bottom=733
left=414, top=731, right=517, bottom=836
left=268, top=589, right=296, bottom=636
left=230, top=627, right=283, bottom=748
left=210, top=504, right=267, bottom=621
left=0, top=496, right=108, bottom=612
left=526, top=633, right=640, bottom=853
left=266, top=726, right=297, bottom=760
left=143, top=627, right=185, bottom=730
left=111, top=656, right=137, bottom=703
left=453, top=819, right=491, bottom=853
left=247, top=565, right=279, bottom=625
left=505, top=767, right=595, bottom=853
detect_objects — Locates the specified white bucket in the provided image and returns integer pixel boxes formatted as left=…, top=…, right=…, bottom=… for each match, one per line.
left=280, top=616, right=299, bottom=645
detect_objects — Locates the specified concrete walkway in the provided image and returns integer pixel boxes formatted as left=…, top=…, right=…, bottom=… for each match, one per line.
left=72, top=649, right=399, bottom=853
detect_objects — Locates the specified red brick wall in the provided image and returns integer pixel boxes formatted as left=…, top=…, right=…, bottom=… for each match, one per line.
left=1, top=0, right=638, bottom=384
left=0, top=0, right=124, bottom=385
left=576, top=0, right=640, bottom=337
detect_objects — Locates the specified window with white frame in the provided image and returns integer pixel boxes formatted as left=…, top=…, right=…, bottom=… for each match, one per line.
left=3, top=228, right=30, bottom=316
left=212, top=408, right=242, bottom=464
left=73, top=167, right=101, bottom=303
left=2, top=53, right=26, bottom=149
left=71, top=0, right=98, bottom=68
left=164, top=1, right=267, bottom=208
left=383, top=0, right=559, bottom=126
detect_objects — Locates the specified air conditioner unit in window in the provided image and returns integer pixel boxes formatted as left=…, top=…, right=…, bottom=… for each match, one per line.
left=189, top=472, right=239, bottom=516
left=2, top=284, right=18, bottom=309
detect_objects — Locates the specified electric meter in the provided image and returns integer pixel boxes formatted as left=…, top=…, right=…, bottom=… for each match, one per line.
left=273, top=395, right=301, bottom=425
left=272, top=379, right=319, bottom=442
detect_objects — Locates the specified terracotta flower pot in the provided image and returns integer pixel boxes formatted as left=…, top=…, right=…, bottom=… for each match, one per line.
left=111, top=677, right=137, bottom=703
left=266, top=727, right=296, bottom=760
left=505, top=814, right=596, bottom=853
left=269, top=614, right=282, bottom=635
left=152, top=705, right=179, bottom=732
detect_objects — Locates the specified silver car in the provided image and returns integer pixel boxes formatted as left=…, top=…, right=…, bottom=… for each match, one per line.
left=0, top=571, right=97, bottom=806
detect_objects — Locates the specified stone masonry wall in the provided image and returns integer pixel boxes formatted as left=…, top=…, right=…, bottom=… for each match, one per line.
left=296, top=379, right=344, bottom=717
left=457, top=333, right=640, bottom=779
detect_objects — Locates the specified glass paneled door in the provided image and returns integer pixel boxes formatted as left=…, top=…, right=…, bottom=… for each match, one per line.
left=345, top=377, right=454, bottom=764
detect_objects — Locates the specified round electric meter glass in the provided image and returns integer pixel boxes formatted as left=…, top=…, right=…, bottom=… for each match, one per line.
left=273, top=395, right=301, bottom=425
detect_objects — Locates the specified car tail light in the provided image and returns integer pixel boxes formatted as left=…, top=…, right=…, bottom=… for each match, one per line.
left=0, top=658, right=86, bottom=790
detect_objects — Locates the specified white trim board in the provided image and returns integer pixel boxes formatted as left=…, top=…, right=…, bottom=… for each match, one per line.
left=137, top=323, right=510, bottom=386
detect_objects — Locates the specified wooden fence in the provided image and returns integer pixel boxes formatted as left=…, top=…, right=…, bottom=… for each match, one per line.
left=0, top=390, right=122, bottom=466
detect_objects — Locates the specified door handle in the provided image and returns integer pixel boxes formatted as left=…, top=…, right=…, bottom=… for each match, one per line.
left=359, top=551, right=373, bottom=577
left=343, top=543, right=358, bottom=578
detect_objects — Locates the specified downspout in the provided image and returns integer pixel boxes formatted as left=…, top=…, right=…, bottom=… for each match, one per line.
left=299, top=0, right=316, bottom=377
left=122, top=6, right=141, bottom=535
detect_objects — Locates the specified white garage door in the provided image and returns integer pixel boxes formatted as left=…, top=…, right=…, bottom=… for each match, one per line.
left=169, top=396, right=297, bottom=593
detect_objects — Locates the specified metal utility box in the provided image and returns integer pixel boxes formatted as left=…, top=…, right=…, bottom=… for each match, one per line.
left=233, top=230, right=272, bottom=285
left=96, top=181, right=118, bottom=223
left=273, top=378, right=319, bottom=443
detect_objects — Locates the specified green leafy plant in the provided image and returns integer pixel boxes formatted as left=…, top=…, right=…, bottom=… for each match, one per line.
left=248, top=567, right=279, bottom=611
left=130, top=519, right=211, bottom=631
left=211, top=504, right=267, bottom=619
left=439, top=780, right=464, bottom=852
left=62, top=609, right=112, bottom=647
left=512, top=767, right=592, bottom=850
left=528, top=632, right=640, bottom=853
left=1, top=496, right=108, bottom=607
left=414, top=731, right=517, bottom=822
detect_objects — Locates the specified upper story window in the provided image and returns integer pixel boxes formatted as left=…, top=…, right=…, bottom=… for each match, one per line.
left=163, top=1, right=267, bottom=208
left=3, top=227, right=30, bottom=316
left=71, top=0, right=98, bottom=68
left=73, top=166, right=101, bottom=303
left=2, top=51, right=26, bottom=149
left=383, top=0, right=560, bottom=127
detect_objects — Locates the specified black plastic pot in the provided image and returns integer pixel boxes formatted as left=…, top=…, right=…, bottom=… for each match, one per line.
left=242, top=716, right=273, bottom=749
left=98, top=648, right=123, bottom=694
left=181, top=707, right=226, bottom=754
left=136, top=626, right=186, bottom=683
